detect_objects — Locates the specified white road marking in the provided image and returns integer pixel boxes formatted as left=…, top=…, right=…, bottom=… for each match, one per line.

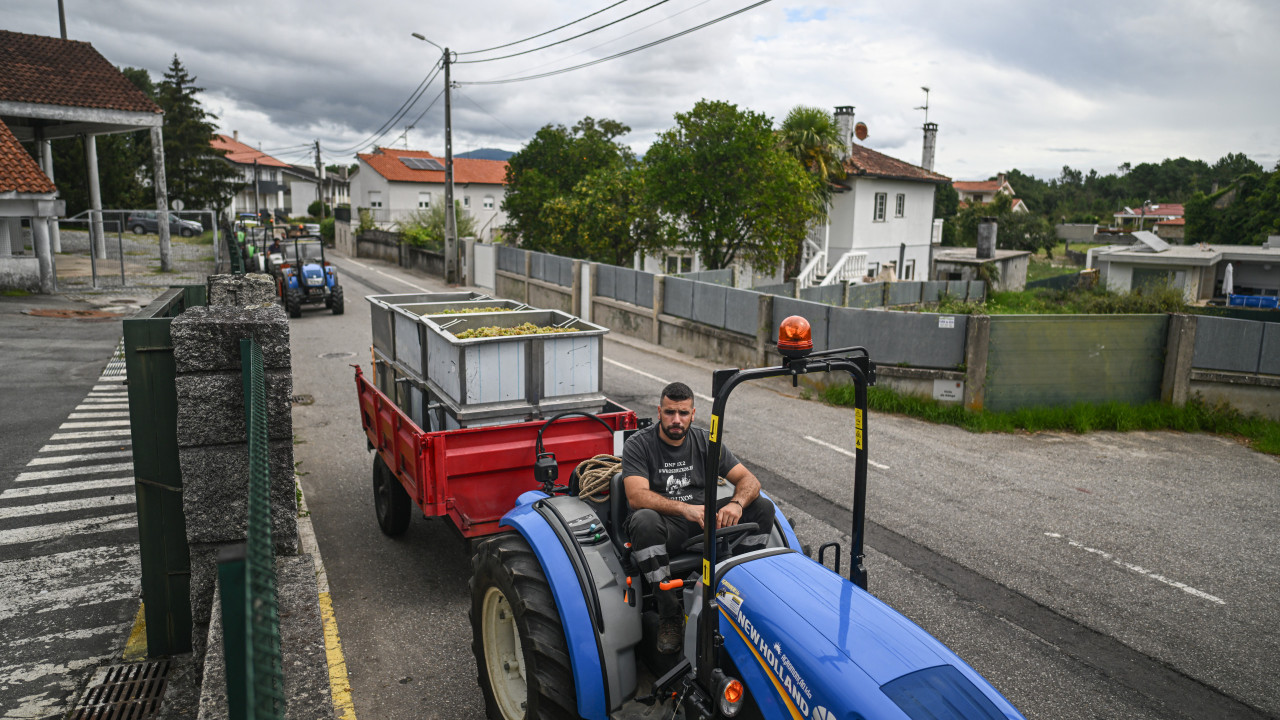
left=80, top=397, right=128, bottom=403
left=1044, top=532, right=1226, bottom=605
left=603, top=357, right=714, bottom=403
left=74, top=403, right=129, bottom=411
left=0, top=657, right=104, bottom=717
left=375, top=268, right=429, bottom=292
left=26, top=450, right=133, bottom=466
left=49, top=429, right=131, bottom=441
left=67, top=411, right=131, bottom=419
left=0, top=513, right=136, bottom=546
left=1, top=477, right=133, bottom=499
left=803, top=435, right=891, bottom=470
left=91, top=385, right=127, bottom=392
left=59, top=420, right=130, bottom=429
left=0, top=495, right=135, bottom=521
left=343, top=258, right=369, bottom=269
left=7, top=622, right=128, bottom=651
left=16, top=463, right=134, bottom=482
left=40, top=440, right=131, bottom=452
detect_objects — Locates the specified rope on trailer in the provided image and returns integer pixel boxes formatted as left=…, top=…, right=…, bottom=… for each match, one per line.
left=573, top=454, right=621, bottom=503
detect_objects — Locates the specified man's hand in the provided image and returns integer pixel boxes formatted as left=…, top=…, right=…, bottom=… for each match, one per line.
left=681, top=503, right=705, bottom=528
left=716, top=500, right=743, bottom=529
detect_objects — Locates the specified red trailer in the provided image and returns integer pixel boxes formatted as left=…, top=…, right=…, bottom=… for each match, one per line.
left=354, top=366, right=639, bottom=538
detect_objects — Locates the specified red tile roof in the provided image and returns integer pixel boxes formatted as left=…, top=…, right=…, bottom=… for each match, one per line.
left=1115, top=203, right=1184, bottom=218
left=0, top=30, right=161, bottom=114
left=211, top=134, right=292, bottom=168
left=842, top=143, right=949, bottom=184
left=1156, top=217, right=1185, bottom=226
left=358, top=147, right=508, bottom=185
left=0, top=119, right=57, bottom=194
left=952, top=180, right=1003, bottom=193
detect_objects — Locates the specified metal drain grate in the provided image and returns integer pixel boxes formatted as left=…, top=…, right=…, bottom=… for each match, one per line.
left=70, top=660, right=171, bottom=720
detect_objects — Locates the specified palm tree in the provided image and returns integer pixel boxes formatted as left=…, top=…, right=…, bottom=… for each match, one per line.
left=778, top=105, right=847, bottom=212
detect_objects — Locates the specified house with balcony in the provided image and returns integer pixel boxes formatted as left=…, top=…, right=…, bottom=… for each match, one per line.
left=350, top=147, right=508, bottom=241
left=211, top=133, right=302, bottom=221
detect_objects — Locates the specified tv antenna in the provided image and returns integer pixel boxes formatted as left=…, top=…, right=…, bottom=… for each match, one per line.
left=398, top=125, right=415, bottom=149
left=915, top=86, right=931, bottom=124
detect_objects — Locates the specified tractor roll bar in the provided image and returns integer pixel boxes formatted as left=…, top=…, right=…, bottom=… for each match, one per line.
left=697, top=348, right=874, bottom=695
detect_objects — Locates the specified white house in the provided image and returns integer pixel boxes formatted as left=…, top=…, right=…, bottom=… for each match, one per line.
left=211, top=133, right=297, bottom=222
left=351, top=147, right=508, bottom=241
left=286, top=164, right=350, bottom=216
left=1089, top=231, right=1280, bottom=302
left=952, top=174, right=1027, bottom=213
left=811, top=107, right=951, bottom=284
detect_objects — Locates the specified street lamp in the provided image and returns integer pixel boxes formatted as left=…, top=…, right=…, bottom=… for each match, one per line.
left=411, top=32, right=459, bottom=284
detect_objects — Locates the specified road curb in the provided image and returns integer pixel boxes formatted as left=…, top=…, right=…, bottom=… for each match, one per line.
left=297, top=481, right=357, bottom=720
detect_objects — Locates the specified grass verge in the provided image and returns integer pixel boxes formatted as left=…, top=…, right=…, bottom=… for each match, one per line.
left=821, top=384, right=1280, bottom=456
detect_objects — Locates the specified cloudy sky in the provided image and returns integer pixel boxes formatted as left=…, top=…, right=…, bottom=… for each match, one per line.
left=7, top=0, right=1279, bottom=182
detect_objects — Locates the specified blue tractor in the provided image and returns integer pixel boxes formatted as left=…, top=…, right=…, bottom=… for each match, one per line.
left=468, top=316, right=1026, bottom=720
left=274, top=236, right=343, bottom=318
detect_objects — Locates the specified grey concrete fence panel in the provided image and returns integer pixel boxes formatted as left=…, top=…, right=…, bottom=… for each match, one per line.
left=615, top=267, right=637, bottom=305
left=946, top=280, right=968, bottom=300
left=889, top=281, right=924, bottom=306
left=529, top=251, right=547, bottom=283
left=753, top=281, right=795, bottom=297
left=1193, top=315, right=1264, bottom=373
left=724, top=287, right=762, bottom=336
left=556, top=255, right=575, bottom=287
left=985, top=315, right=1168, bottom=411
left=636, top=271, right=655, bottom=308
left=496, top=245, right=526, bottom=274
left=848, top=283, right=885, bottom=308
left=692, top=280, right=729, bottom=328
left=799, top=285, right=844, bottom=306
left=1261, top=324, right=1280, bottom=376
left=664, top=276, right=695, bottom=320
left=682, top=268, right=733, bottom=286
left=828, top=307, right=967, bottom=368
left=596, top=263, right=616, bottom=300
left=968, top=281, right=986, bottom=302
left=773, top=297, right=831, bottom=349
left=922, top=281, right=947, bottom=303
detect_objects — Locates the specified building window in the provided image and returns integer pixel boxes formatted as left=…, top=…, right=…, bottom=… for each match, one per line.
left=483, top=195, right=495, bottom=210
left=902, top=259, right=915, bottom=280
left=866, top=262, right=879, bottom=277
left=368, top=191, right=383, bottom=208
left=874, top=193, right=887, bottom=222
left=665, top=255, right=692, bottom=274
left=895, top=194, right=906, bottom=218
left=418, top=192, right=431, bottom=209
left=463, top=196, right=471, bottom=208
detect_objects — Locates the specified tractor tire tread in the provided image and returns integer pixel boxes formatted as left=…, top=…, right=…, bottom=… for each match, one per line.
left=372, top=455, right=411, bottom=536
left=470, top=535, right=578, bottom=720
left=331, top=285, right=345, bottom=315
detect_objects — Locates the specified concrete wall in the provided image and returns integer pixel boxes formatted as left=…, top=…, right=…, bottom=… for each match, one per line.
left=0, top=256, right=41, bottom=292
left=334, top=219, right=355, bottom=256
left=355, top=230, right=400, bottom=263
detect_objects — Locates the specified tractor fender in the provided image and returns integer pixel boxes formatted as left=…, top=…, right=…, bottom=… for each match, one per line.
left=503, top=492, right=643, bottom=719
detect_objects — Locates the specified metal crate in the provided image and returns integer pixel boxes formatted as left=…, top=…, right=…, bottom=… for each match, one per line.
left=420, top=309, right=608, bottom=424
left=366, top=292, right=490, bottom=365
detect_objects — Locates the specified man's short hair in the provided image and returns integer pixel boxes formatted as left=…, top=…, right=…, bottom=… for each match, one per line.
left=661, top=382, right=693, bottom=404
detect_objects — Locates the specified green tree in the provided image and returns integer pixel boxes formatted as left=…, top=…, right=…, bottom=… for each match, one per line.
left=541, top=165, right=671, bottom=266
left=777, top=106, right=846, bottom=210
left=645, top=99, right=821, bottom=270
left=1185, top=168, right=1280, bottom=245
left=400, top=201, right=477, bottom=249
left=154, top=55, right=240, bottom=212
left=501, top=117, right=632, bottom=250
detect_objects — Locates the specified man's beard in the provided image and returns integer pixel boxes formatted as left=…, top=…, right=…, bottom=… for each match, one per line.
left=660, top=423, right=686, bottom=441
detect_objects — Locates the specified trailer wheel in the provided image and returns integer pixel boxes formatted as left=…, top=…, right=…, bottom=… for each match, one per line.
left=372, top=455, right=410, bottom=536
left=471, top=534, right=577, bottom=720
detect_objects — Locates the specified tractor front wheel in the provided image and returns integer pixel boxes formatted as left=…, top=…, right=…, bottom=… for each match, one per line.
left=471, top=534, right=577, bottom=720
left=372, top=454, right=411, bottom=537
left=330, top=285, right=344, bottom=315
left=285, top=288, right=303, bottom=318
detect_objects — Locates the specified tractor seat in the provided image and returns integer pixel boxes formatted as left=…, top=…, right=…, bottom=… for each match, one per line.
left=608, top=472, right=703, bottom=580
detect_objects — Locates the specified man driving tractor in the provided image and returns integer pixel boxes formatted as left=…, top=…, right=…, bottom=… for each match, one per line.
left=621, top=381, right=775, bottom=654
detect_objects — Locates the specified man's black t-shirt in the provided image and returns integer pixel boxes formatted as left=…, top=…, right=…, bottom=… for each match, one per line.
left=621, top=424, right=739, bottom=506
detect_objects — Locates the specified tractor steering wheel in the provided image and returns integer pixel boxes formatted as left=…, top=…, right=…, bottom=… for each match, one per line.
left=681, top=522, right=759, bottom=556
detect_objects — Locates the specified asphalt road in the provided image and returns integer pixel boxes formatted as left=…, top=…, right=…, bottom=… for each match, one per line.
left=293, top=253, right=1279, bottom=720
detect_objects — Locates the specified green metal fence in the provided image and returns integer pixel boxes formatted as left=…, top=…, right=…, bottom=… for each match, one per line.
left=124, top=284, right=207, bottom=657
left=228, top=231, right=246, bottom=275
left=217, top=338, right=285, bottom=719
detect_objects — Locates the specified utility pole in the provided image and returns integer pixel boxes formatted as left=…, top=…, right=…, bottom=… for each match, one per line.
left=57, top=0, right=67, bottom=39
left=443, top=48, right=458, bottom=285
left=314, top=140, right=326, bottom=221
left=252, top=158, right=260, bottom=216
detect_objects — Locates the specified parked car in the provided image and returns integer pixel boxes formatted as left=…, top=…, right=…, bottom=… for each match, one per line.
left=127, top=211, right=204, bottom=237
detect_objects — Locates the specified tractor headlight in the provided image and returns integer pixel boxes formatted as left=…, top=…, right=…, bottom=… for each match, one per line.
left=717, top=675, right=744, bottom=717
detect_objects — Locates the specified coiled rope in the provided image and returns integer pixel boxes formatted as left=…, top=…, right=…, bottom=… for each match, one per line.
left=573, top=454, right=621, bottom=503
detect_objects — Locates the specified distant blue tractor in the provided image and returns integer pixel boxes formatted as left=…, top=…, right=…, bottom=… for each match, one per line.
left=275, top=237, right=343, bottom=318
left=468, top=316, right=1026, bottom=720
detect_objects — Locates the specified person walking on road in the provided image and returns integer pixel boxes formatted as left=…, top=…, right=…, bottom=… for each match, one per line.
left=621, top=381, right=775, bottom=654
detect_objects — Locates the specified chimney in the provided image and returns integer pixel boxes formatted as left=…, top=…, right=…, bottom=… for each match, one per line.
left=977, top=217, right=998, bottom=259
left=921, top=122, right=938, bottom=172
left=834, top=106, right=855, bottom=159
left=233, top=130, right=239, bottom=142
left=997, top=172, right=1006, bottom=187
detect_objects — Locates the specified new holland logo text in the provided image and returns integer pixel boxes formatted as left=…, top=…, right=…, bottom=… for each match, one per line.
left=730, top=605, right=812, bottom=717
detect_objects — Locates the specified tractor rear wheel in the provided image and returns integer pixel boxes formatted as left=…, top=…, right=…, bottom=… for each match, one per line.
left=371, top=454, right=410, bottom=536
left=285, top=288, right=303, bottom=318
left=330, top=285, right=344, bottom=315
left=471, top=534, right=577, bottom=720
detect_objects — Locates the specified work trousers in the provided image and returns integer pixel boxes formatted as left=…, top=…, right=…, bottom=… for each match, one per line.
left=626, top=496, right=775, bottom=619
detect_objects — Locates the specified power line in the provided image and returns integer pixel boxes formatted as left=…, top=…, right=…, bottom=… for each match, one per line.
left=455, top=88, right=522, bottom=138
left=455, top=0, right=673, bottom=65
left=459, top=0, right=772, bottom=86
left=457, top=0, right=633, bottom=56
left=325, top=60, right=443, bottom=155
left=402, top=88, right=448, bottom=135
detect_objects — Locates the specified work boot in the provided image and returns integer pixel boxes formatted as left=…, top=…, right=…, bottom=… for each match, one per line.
left=657, top=616, right=682, bottom=655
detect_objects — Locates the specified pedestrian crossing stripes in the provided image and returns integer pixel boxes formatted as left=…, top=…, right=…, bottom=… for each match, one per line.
left=0, top=338, right=143, bottom=718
